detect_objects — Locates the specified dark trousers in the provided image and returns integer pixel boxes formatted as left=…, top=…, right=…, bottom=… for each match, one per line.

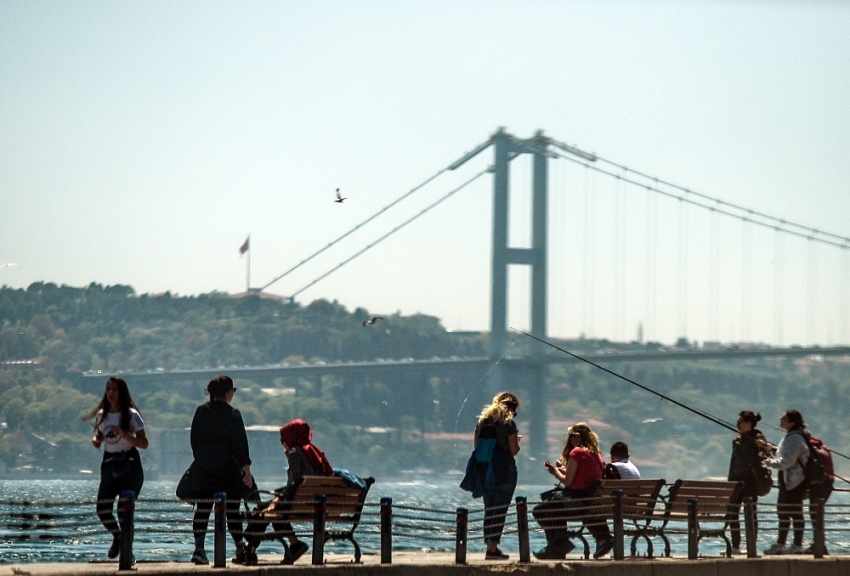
left=726, top=491, right=758, bottom=549
left=245, top=499, right=296, bottom=549
left=193, top=500, right=244, bottom=548
left=532, top=490, right=610, bottom=553
left=808, top=480, right=834, bottom=538
left=483, top=483, right=515, bottom=544
left=776, top=478, right=807, bottom=547
left=96, top=449, right=144, bottom=537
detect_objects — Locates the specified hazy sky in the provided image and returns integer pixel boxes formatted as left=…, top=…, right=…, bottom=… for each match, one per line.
left=2, top=1, right=849, bottom=347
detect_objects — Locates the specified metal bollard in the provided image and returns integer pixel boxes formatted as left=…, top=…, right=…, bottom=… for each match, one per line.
left=812, top=497, right=825, bottom=559
left=455, top=507, right=468, bottom=564
left=743, top=497, right=757, bottom=558
left=687, top=498, right=698, bottom=560
left=612, top=489, right=624, bottom=560
left=312, top=494, right=327, bottom=565
left=118, top=491, right=135, bottom=571
left=515, top=496, right=530, bottom=563
left=213, top=492, right=226, bottom=568
left=380, top=497, right=393, bottom=564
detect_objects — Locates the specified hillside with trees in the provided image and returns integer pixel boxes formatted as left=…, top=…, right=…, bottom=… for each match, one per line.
left=1, top=282, right=848, bottom=482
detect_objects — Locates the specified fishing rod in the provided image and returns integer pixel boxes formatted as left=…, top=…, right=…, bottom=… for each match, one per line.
left=512, top=328, right=850, bottom=485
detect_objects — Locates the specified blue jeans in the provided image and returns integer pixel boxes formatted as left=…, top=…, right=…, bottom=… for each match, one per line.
left=483, top=483, right=515, bottom=544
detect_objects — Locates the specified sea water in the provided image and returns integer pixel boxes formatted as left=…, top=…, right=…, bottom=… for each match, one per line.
left=1, top=477, right=847, bottom=563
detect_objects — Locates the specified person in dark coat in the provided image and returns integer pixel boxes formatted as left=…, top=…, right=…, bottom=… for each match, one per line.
left=187, top=375, right=254, bottom=565
left=726, top=410, right=769, bottom=553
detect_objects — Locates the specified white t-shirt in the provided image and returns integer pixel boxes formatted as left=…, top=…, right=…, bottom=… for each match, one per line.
left=611, top=459, right=641, bottom=480
left=97, top=408, right=145, bottom=453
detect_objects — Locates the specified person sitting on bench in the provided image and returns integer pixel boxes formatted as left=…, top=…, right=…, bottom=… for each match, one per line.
left=608, top=441, right=641, bottom=479
left=244, top=419, right=333, bottom=565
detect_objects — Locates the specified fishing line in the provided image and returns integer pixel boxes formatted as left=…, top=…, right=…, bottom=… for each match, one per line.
left=512, top=328, right=850, bottom=485
left=512, top=328, right=737, bottom=432
left=450, top=340, right=515, bottom=460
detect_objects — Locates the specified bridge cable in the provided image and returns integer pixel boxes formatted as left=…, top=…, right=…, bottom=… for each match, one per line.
left=588, top=154, right=850, bottom=245
left=259, top=165, right=453, bottom=293
left=287, top=166, right=491, bottom=300
left=511, top=328, right=850, bottom=479
left=552, top=151, right=850, bottom=250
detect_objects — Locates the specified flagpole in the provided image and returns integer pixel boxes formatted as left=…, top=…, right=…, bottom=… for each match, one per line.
left=246, top=234, right=251, bottom=292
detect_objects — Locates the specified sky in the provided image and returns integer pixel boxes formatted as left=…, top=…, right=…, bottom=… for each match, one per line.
left=1, top=1, right=849, bottom=347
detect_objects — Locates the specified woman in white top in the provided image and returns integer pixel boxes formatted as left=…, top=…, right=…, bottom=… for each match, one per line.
left=757, top=409, right=809, bottom=555
left=82, top=377, right=148, bottom=560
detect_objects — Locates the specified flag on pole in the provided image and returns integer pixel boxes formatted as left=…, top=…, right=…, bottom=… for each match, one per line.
left=239, top=236, right=250, bottom=256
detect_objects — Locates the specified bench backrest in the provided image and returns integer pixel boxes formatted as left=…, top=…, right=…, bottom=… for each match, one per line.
left=597, top=478, right=666, bottom=520
left=664, top=479, right=742, bottom=523
left=287, top=476, right=374, bottom=525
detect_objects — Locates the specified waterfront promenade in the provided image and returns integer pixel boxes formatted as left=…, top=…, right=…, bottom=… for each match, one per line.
left=3, top=553, right=850, bottom=576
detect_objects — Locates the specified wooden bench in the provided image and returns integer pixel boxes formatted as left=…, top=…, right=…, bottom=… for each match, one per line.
left=251, top=475, right=375, bottom=563
left=654, top=479, right=742, bottom=558
left=570, top=478, right=667, bottom=558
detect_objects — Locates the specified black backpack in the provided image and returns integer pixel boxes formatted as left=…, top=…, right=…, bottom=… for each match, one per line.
left=751, top=463, right=773, bottom=497
left=803, top=434, right=828, bottom=486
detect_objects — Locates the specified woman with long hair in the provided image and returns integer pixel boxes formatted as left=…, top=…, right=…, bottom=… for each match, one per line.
left=757, top=409, right=809, bottom=555
left=474, top=391, right=520, bottom=560
left=726, top=410, right=769, bottom=553
left=185, top=375, right=254, bottom=565
left=82, top=377, right=148, bottom=560
left=532, top=422, right=613, bottom=560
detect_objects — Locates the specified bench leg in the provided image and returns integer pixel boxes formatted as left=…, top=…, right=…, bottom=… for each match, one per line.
left=351, top=537, right=362, bottom=563
left=576, top=532, right=591, bottom=560
left=630, top=532, right=655, bottom=558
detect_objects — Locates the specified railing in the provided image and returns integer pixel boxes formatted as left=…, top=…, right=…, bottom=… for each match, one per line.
left=1, top=489, right=848, bottom=570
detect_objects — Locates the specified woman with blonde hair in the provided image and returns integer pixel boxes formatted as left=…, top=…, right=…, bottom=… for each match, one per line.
left=532, top=422, right=613, bottom=560
left=473, top=391, right=520, bottom=560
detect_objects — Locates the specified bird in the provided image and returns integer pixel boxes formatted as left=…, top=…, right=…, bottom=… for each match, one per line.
left=362, top=316, right=383, bottom=326
left=642, top=417, right=664, bottom=424
left=335, top=188, right=346, bottom=203
left=1, top=263, right=17, bottom=268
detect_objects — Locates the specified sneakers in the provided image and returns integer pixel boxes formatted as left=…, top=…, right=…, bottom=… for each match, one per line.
left=533, top=544, right=569, bottom=560
left=593, top=536, right=615, bottom=559
left=786, top=544, right=804, bottom=555
left=763, top=542, right=786, bottom=555
left=107, top=535, right=121, bottom=559
left=190, top=549, right=209, bottom=565
left=282, top=541, right=309, bottom=565
left=485, top=547, right=510, bottom=560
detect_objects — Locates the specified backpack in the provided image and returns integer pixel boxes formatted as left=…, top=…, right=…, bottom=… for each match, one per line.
left=751, top=463, right=773, bottom=497
left=805, top=436, right=834, bottom=486
left=603, top=463, right=621, bottom=479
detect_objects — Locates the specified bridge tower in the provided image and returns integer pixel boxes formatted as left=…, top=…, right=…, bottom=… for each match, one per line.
left=489, top=128, right=550, bottom=464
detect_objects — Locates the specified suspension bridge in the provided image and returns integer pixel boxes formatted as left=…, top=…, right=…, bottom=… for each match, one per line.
left=78, top=128, right=850, bottom=465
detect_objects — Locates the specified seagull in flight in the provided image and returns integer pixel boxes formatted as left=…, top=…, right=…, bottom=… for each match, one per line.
left=362, top=316, right=383, bottom=326
left=335, top=188, right=347, bottom=203
left=641, top=417, right=664, bottom=424
left=1, top=263, right=17, bottom=268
